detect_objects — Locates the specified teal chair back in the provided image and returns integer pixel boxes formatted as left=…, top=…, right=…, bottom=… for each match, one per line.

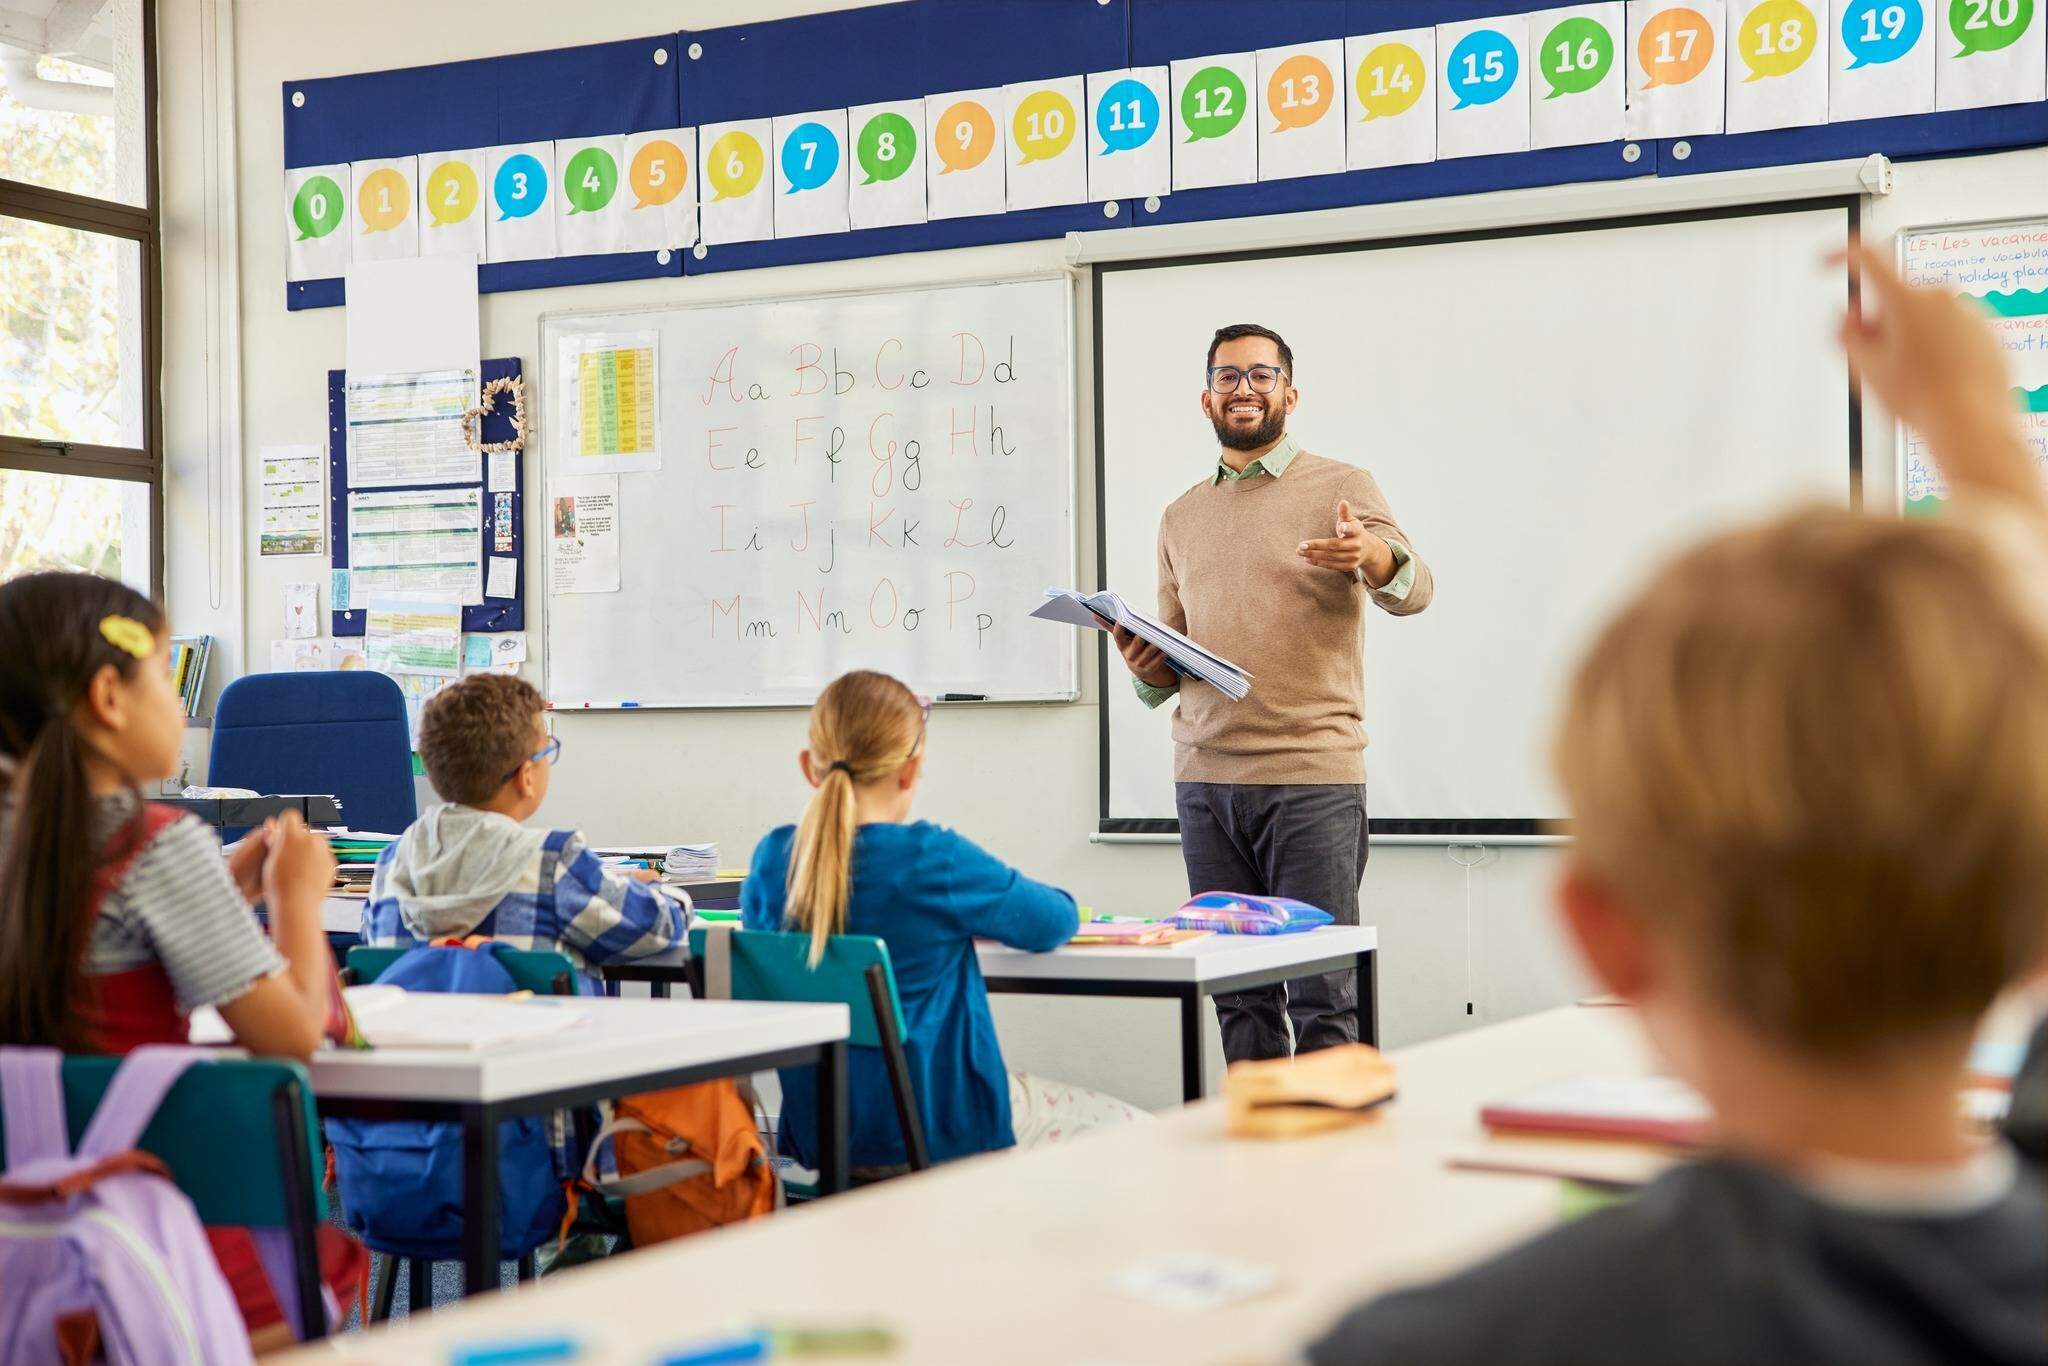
left=346, top=943, right=580, bottom=996
left=0, top=1056, right=328, bottom=1340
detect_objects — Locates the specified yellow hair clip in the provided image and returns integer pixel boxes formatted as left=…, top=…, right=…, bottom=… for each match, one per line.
left=99, top=615, right=155, bottom=660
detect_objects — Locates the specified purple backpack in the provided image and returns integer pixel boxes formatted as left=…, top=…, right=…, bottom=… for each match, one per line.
left=0, top=1046, right=253, bottom=1365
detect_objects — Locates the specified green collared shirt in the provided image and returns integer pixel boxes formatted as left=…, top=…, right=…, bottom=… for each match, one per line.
left=1135, top=436, right=1415, bottom=708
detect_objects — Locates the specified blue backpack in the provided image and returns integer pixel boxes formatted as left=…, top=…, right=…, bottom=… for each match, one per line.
left=325, top=945, right=569, bottom=1262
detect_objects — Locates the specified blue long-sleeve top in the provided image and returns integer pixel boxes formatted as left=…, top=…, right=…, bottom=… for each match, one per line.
left=743, top=820, right=1078, bottom=1170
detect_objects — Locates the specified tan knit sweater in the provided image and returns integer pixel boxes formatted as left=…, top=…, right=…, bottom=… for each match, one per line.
left=1156, top=450, right=1433, bottom=784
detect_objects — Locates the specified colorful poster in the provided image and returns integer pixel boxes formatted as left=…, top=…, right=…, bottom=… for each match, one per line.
left=1170, top=53, right=1258, bottom=189
left=417, top=149, right=487, bottom=259
left=1437, top=15, right=1532, bottom=158
left=1626, top=0, right=1729, bottom=137
left=1727, top=0, right=1830, bottom=130
left=848, top=101, right=928, bottom=229
left=1086, top=68, right=1171, bottom=201
left=1529, top=4, right=1629, bottom=148
left=1937, top=0, right=2046, bottom=109
left=351, top=156, right=418, bottom=262
left=773, top=109, right=852, bottom=238
left=1003, top=76, right=1088, bottom=210
left=365, top=600, right=462, bottom=677
left=698, top=119, right=774, bottom=245
left=347, top=489, right=485, bottom=606
left=1830, top=0, right=1937, bottom=120
left=925, top=89, right=1008, bottom=219
left=549, top=475, right=622, bottom=595
left=343, top=369, right=478, bottom=488
left=285, top=163, right=351, bottom=281
left=620, top=128, right=697, bottom=252
left=557, top=330, right=660, bottom=475
left=1258, top=40, right=1347, bottom=179
left=1346, top=29, right=1438, bottom=169
left=553, top=135, right=628, bottom=257
left=484, top=142, right=557, bottom=263
left=258, top=444, right=324, bottom=557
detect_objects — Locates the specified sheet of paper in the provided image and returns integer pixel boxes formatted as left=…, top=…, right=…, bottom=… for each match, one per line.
left=1003, top=76, right=1088, bottom=210
left=925, top=90, right=1009, bottom=219
left=285, top=163, right=352, bottom=281
left=555, top=331, right=660, bottom=475
left=1437, top=15, right=1533, bottom=158
left=1258, top=40, right=1347, bottom=180
left=347, top=487, right=484, bottom=605
left=548, top=475, right=622, bottom=595
left=492, top=491, right=514, bottom=551
left=343, top=369, right=479, bottom=488
left=1170, top=53, right=1259, bottom=189
left=283, top=581, right=320, bottom=639
left=698, top=120, right=775, bottom=246
left=1346, top=29, right=1438, bottom=169
left=350, top=156, right=418, bottom=263
left=1726, top=0, right=1829, bottom=131
left=365, top=600, right=461, bottom=677
left=620, top=128, right=698, bottom=251
left=333, top=639, right=367, bottom=671
left=486, top=554, right=518, bottom=600
left=848, top=101, right=929, bottom=230
left=1626, top=0, right=1728, bottom=138
left=1115, top=1256, right=1278, bottom=1311
left=1937, top=0, right=2046, bottom=109
left=553, top=134, right=628, bottom=257
left=390, top=671, right=449, bottom=749
left=485, top=142, right=559, bottom=263
left=270, top=639, right=333, bottom=671
left=416, top=148, right=488, bottom=259
left=773, top=109, right=852, bottom=238
left=488, top=631, right=528, bottom=664
left=331, top=567, right=353, bottom=613
left=487, top=449, right=517, bottom=493
left=461, top=633, right=494, bottom=668
left=344, top=253, right=480, bottom=383
left=1528, top=4, right=1628, bottom=148
left=1830, top=0, right=1937, bottom=121
left=258, top=444, right=324, bottom=557
left=1086, top=68, right=1172, bottom=202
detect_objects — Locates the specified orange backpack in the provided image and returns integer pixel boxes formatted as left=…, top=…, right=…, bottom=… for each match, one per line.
left=580, top=1079, right=779, bottom=1247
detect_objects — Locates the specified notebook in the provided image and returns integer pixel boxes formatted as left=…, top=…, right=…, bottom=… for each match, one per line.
left=1480, top=1075, right=1713, bottom=1148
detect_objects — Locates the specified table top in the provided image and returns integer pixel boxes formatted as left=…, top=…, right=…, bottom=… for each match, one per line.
left=285, top=1005, right=1654, bottom=1364
left=192, top=996, right=848, bottom=1106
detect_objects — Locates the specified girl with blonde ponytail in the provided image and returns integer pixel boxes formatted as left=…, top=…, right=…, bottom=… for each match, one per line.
left=744, top=670, right=1145, bottom=1175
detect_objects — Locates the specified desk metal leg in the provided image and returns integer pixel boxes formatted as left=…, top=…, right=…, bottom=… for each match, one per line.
left=1180, top=988, right=1206, bottom=1103
left=649, top=979, right=672, bottom=999
left=460, top=1105, right=501, bottom=1298
left=815, top=1040, right=850, bottom=1195
left=1358, top=949, right=1380, bottom=1048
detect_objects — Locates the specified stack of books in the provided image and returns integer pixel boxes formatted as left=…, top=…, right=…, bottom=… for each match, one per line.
left=329, top=828, right=399, bottom=898
left=169, top=634, right=212, bottom=718
left=1031, top=588, right=1251, bottom=701
left=663, top=842, right=719, bottom=881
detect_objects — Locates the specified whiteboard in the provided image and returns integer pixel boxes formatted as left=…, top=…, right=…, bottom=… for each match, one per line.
left=1098, top=205, right=1854, bottom=830
left=540, top=277, right=1078, bottom=708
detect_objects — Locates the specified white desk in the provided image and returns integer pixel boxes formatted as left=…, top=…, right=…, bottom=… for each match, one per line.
left=611, top=926, right=1379, bottom=1103
left=286, top=1005, right=1653, bottom=1365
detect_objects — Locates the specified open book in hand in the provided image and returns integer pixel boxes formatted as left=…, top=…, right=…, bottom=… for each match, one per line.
left=1031, top=588, right=1251, bottom=701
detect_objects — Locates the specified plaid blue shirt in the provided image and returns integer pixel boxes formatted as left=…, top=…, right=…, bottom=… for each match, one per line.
left=362, top=829, right=689, bottom=985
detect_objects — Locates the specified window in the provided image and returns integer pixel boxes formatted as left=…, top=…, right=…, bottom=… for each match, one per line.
left=0, top=0, right=159, bottom=594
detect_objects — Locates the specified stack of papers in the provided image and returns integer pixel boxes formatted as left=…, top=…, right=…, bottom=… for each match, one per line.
left=341, top=984, right=588, bottom=1050
left=328, top=828, right=400, bottom=895
left=663, top=843, right=719, bottom=880
left=1031, top=588, right=1251, bottom=701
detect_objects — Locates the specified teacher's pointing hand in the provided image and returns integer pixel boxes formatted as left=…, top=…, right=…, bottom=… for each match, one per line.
left=1298, top=499, right=1392, bottom=579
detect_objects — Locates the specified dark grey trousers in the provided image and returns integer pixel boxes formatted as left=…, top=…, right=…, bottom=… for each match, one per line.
left=1175, top=781, right=1368, bottom=1062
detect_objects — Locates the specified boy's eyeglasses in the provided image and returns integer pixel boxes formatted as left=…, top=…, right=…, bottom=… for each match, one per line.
left=504, top=735, right=562, bottom=784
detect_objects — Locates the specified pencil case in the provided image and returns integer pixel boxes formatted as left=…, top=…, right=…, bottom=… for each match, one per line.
left=1169, top=891, right=1334, bottom=935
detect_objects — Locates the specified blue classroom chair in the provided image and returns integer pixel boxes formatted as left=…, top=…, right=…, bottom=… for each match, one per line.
left=209, top=672, right=416, bottom=836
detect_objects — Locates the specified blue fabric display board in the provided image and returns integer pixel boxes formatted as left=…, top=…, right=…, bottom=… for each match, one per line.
left=326, top=359, right=525, bottom=637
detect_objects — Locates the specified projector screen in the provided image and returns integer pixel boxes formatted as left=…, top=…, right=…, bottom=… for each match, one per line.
left=1097, top=203, right=1856, bottom=835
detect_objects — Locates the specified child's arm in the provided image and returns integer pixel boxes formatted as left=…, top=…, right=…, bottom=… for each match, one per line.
left=217, top=811, right=336, bottom=1060
left=941, top=829, right=1079, bottom=952
left=549, top=832, right=691, bottom=965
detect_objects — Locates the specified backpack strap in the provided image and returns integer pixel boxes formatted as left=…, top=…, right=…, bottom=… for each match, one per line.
left=578, top=1114, right=712, bottom=1196
left=0, top=1047, right=71, bottom=1169
left=702, top=922, right=734, bottom=1001
left=74, top=1045, right=199, bottom=1160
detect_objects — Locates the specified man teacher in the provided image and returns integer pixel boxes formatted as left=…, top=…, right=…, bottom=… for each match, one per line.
left=1112, top=323, right=1435, bottom=1063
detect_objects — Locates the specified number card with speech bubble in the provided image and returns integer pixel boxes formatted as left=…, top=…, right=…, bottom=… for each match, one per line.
left=773, top=110, right=852, bottom=238
left=352, top=156, right=419, bottom=262
left=417, top=150, right=487, bottom=259
left=925, top=88, right=1008, bottom=220
left=1346, top=28, right=1437, bottom=169
left=1170, top=53, right=1258, bottom=189
left=1626, top=0, right=1728, bottom=137
left=620, top=128, right=697, bottom=251
left=1830, top=0, right=1937, bottom=118
left=698, top=119, right=775, bottom=245
left=286, top=163, right=352, bottom=281
left=1438, top=15, right=1533, bottom=158
left=1004, top=76, right=1088, bottom=210
left=1086, top=68, right=1171, bottom=201
left=848, top=100, right=928, bottom=229
left=1727, top=0, right=1830, bottom=129
left=555, top=136, right=629, bottom=257
left=485, top=142, right=558, bottom=262
left=1937, top=0, right=2045, bottom=109
left=1530, top=4, right=1628, bottom=148
left=1258, top=40, right=1347, bottom=179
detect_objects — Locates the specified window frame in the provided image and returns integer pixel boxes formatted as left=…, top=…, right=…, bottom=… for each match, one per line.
left=0, top=0, right=163, bottom=596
